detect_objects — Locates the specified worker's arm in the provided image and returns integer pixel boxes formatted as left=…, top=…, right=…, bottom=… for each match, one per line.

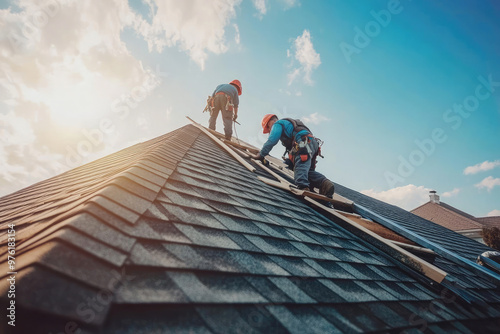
left=251, top=123, right=282, bottom=161
left=233, top=107, right=238, bottom=121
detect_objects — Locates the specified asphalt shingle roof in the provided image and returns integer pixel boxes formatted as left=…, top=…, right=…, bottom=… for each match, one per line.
left=411, top=202, right=483, bottom=231
left=1, top=124, right=499, bottom=333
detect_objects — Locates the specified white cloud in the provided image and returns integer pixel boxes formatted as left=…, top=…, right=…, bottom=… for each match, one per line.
left=280, top=0, right=300, bottom=10
left=287, top=30, right=321, bottom=86
left=475, top=176, right=500, bottom=191
left=442, top=188, right=460, bottom=198
left=464, top=160, right=500, bottom=175
left=301, top=112, right=329, bottom=125
left=487, top=209, right=500, bottom=217
left=233, top=24, right=240, bottom=44
left=287, top=68, right=301, bottom=85
left=252, top=0, right=267, bottom=19
left=138, top=0, right=241, bottom=70
left=361, top=184, right=431, bottom=211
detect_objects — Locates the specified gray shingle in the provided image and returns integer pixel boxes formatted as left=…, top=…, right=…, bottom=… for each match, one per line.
left=227, top=251, right=290, bottom=276
left=266, top=305, right=341, bottom=334
left=245, top=235, right=305, bottom=256
left=319, top=279, right=377, bottom=302
left=167, top=272, right=267, bottom=303
left=114, top=269, right=188, bottom=304
left=269, top=256, right=322, bottom=277
left=128, top=242, right=186, bottom=268
left=267, top=277, right=316, bottom=303
left=174, top=224, right=240, bottom=249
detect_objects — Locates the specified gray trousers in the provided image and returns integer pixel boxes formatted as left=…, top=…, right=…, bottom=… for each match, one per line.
left=293, top=137, right=327, bottom=189
left=208, top=94, right=233, bottom=139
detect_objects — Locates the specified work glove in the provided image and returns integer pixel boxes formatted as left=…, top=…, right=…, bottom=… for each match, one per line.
left=252, top=153, right=269, bottom=166
left=283, top=158, right=294, bottom=170
left=233, top=113, right=238, bottom=121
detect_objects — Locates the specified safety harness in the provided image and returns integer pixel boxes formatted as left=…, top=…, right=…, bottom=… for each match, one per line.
left=203, top=92, right=235, bottom=115
left=278, top=118, right=323, bottom=171
left=214, top=92, right=235, bottom=112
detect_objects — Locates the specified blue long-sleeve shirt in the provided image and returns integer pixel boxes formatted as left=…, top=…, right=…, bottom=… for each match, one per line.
left=260, top=119, right=309, bottom=156
left=212, top=84, right=239, bottom=108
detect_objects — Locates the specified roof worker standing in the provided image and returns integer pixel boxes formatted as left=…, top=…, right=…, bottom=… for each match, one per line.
left=251, top=114, right=335, bottom=198
left=208, top=80, right=242, bottom=140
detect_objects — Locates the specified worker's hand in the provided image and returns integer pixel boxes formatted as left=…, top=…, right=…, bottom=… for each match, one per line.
left=251, top=153, right=262, bottom=160
left=233, top=113, right=238, bottom=121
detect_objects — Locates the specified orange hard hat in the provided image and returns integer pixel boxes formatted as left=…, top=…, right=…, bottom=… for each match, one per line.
left=230, top=79, right=242, bottom=95
left=261, top=114, right=277, bottom=134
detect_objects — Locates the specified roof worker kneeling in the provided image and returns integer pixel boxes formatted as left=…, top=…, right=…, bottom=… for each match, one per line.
left=207, top=80, right=242, bottom=141
left=251, top=114, right=335, bottom=198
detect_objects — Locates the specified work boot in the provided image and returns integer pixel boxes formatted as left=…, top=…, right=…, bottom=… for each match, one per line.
left=320, top=179, right=335, bottom=198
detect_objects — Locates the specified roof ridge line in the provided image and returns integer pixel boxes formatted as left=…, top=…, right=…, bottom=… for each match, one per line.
left=410, top=201, right=431, bottom=213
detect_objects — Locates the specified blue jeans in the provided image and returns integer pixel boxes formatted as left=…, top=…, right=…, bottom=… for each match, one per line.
left=208, top=94, right=233, bottom=139
left=293, top=137, right=327, bottom=189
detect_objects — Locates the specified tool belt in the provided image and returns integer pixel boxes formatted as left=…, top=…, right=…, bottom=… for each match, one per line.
left=214, top=92, right=234, bottom=112
left=286, top=134, right=322, bottom=170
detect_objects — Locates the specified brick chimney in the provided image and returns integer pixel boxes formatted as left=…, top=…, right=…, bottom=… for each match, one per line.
left=429, top=190, right=440, bottom=204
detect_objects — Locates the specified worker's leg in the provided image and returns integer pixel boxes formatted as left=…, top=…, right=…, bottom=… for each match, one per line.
left=209, top=95, right=225, bottom=130
left=222, top=109, right=233, bottom=140
left=307, top=138, right=335, bottom=197
left=308, top=170, right=327, bottom=190
left=309, top=170, right=335, bottom=197
left=208, top=108, right=219, bottom=130
left=294, top=155, right=311, bottom=189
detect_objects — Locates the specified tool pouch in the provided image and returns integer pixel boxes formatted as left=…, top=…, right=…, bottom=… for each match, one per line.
left=225, top=96, right=234, bottom=112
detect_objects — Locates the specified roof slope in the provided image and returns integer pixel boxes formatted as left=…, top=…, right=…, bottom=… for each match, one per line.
left=410, top=202, right=483, bottom=231
left=1, top=124, right=500, bottom=333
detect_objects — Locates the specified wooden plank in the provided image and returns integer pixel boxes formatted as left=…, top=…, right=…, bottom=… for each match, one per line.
left=303, top=196, right=448, bottom=283
left=205, top=127, right=227, bottom=139
left=257, top=176, right=292, bottom=191
left=354, top=204, right=500, bottom=285
left=336, top=211, right=362, bottom=219
left=389, top=240, right=436, bottom=255
left=230, top=146, right=251, bottom=158
left=186, top=116, right=256, bottom=173
left=337, top=212, right=417, bottom=246
left=258, top=166, right=446, bottom=283
left=290, top=187, right=353, bottom=210
left=264, top=156, right=354, bottom=207
left=223, top=139, right=260, bottom=154
left=252, top=159, right=291, bottom=185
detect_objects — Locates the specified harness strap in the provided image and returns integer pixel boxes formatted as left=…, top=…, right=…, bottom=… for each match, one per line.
left=286, top=134, right=323, bottom=170
left=213, top=92, right=234, bottom=111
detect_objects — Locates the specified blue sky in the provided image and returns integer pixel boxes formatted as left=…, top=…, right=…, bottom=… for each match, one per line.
left=1, top=0, right=499, bottom=217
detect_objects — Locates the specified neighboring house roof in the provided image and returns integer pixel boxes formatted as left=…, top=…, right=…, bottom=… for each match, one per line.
left=476, top=216, right=500, bottom=229
left=411, top=202, right=484, bottom=232
left=1, top=124, right=500, bottom=333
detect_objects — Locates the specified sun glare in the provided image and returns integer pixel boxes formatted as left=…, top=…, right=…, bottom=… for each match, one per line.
left=43, top=61, right=128, bottom=127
